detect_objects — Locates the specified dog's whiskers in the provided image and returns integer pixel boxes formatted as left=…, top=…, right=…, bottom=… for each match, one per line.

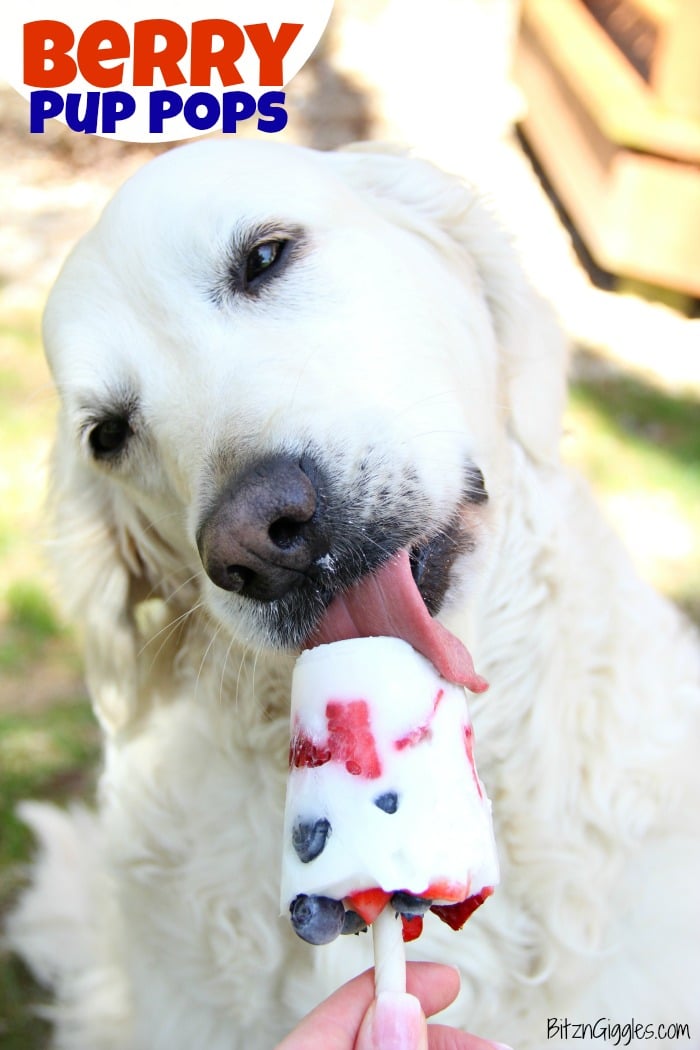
left=246, top=644, right=266, bottom=719
left=388, top=388, right=456, bottom=421
left=140, top=508, right=188, bottom=538
left=137, top=599, right=204, bottom=673
left=142, top=567, right=204, bottom=607
left=233, top=645, right=250, bottom=712
left=195, top=619, right=226, bottom=703
left=218, top=632, right=239, bottom=710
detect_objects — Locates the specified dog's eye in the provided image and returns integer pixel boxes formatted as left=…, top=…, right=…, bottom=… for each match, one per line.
left=245, top=240, right=287, bottom=287
left=89, top=416, right=132, bottom=459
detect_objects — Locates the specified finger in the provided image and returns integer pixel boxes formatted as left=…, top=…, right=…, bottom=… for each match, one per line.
left=356, top=991, right=428, bottom=1050
left=276, top=969, right=375, bottom=1050
left=276, top=963, right=461, bottom=1049
left=406, top=962, right=461, bottom=1017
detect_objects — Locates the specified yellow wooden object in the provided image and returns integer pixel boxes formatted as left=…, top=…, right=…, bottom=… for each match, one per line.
left=514, top=0, right=700, bottom=296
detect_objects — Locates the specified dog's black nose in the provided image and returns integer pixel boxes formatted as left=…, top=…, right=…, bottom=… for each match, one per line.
left=198, top=454, right=326, bottom=601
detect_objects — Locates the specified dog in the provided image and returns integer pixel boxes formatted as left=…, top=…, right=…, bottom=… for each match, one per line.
left=7, top=139, right=700, bottom=1049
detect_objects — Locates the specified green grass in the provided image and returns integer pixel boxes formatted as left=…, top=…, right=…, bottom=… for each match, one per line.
left=568, top=372, right=700, bottom=483
left=0, top=956, right=52, bottom=1050
left=0, top=701, right=100, bottom=874
left=565, top=366, right=700, bottom=620
left=6, top=581, right=62, bottom=638
left=0, top=700, right=100, bottom=1050
left=0, top=305, right=91, bottom=1045
left=0, top=315, right=57, bottom=640
left=0, top=582, right=64, bottom=673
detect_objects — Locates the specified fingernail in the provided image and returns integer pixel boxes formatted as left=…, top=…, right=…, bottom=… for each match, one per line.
left=491, top=1044, right=515, bottom=1050
left=371, top=991, right=426, bottom=1049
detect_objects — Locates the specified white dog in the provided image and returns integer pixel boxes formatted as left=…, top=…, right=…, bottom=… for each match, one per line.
left=8, top=140, right=700, bottom=1049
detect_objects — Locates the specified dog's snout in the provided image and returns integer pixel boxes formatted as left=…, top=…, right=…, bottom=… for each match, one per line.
left=199, top=455, right=325, bottom=601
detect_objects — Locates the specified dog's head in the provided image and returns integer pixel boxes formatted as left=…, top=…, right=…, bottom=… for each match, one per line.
left=43, top=139, right=567, bottom=731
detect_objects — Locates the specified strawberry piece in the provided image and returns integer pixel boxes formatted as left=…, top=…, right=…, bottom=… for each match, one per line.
left=395, top=688, right=444, bottom=751
left=430, top=886, right=494, bottom=930
left=463, top=724, right=483, bottom=798
left=423, top=878, right=468, bottom=903
left=401, top=914, right=424, bottom=942
left=289, top=731, right=331, bottom=769
left=326, top=700, right=382, bottom=778
left=346, top=887, right=391, bottom=924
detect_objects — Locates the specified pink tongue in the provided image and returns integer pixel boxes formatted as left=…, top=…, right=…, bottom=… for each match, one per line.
left=306, top=549, right=488, bottom=692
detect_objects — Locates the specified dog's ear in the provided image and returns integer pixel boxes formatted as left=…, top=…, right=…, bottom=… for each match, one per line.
left=330, top=145, right=568, bottom=465
left=448, top=190, right=569, bottom=466
left=48, top=426, right=145, bottom=735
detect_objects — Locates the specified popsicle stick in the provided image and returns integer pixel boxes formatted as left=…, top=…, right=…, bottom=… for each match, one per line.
left=372, top=906, right=406, bottom=996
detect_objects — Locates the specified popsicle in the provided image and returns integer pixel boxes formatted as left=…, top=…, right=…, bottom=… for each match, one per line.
left=280, top=635, right=499, bottom=977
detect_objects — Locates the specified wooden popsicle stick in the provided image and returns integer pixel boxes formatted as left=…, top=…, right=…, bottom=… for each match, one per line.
left=372, top=905, right=406, bottom=996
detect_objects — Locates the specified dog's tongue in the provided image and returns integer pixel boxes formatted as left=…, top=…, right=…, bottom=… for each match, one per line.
left=306, top=550, right=488, bottom=692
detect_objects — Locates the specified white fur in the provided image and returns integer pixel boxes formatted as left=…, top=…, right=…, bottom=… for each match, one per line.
left=6, top=140, right=700, bottom=1049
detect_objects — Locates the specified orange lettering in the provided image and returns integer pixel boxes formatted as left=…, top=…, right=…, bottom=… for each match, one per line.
left=190, top=20, right=245, bottom=87
left=244, top=23, right=303, bottom=86
left=133, top=20, right=187, bottom=87
left=76, top=21, right=130, bottom=89
left=23, top=20, right=76, bottom=88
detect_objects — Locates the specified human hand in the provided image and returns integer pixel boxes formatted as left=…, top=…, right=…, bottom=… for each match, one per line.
left=276, top=961, right=513, bottom=1049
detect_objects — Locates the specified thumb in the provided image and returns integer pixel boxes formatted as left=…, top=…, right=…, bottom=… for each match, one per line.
left=356, top=991, right=428, bottom=1050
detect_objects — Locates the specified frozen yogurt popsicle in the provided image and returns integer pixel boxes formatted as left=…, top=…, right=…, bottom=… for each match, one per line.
left=280, top=636, right=499, bottom=951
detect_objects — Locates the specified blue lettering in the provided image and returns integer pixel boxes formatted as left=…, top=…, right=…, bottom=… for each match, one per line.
left=102, top=91, right=136, bottom=134
left=220, top=90, right=257, bottom=133
left=29, top=90, right=64, bottom=133
left=149, top=90, right=183, bottom=133
left=257, top=90, right=287, bottom=133
left=183, top=92, right=219, bottom=131
left=65, top=92, right=101, bottom=134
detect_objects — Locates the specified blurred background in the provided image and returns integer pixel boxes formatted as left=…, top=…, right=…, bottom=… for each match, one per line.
left=1, top=1, right=699, bottom=1044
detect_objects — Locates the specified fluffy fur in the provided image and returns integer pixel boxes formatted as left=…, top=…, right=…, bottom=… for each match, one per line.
left=7, top=140, right=700, bottom=1049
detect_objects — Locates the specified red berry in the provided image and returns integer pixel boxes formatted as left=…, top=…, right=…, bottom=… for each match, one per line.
left=289, top=731, right=331, bottom=769
left=325, top=700, right=382, bottom=779
left=401, top=914, right=424, bottom=942
left=346, top=887, right=391, bottom=924
left=430, top=886, right=494, bottom=930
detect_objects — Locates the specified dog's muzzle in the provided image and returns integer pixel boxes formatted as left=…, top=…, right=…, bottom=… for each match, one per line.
left=196, top=448, right=488, bottom=680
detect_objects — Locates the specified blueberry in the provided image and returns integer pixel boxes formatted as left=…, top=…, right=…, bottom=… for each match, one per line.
left=341, top=910, right=368, bottom=936
left=289, top=894, right=345, bottom=945
left=391, top=892, right=432, bottom=918
left=373, top=791, right=399, bottom=814
left=292, top=817, right=331, bottom=863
